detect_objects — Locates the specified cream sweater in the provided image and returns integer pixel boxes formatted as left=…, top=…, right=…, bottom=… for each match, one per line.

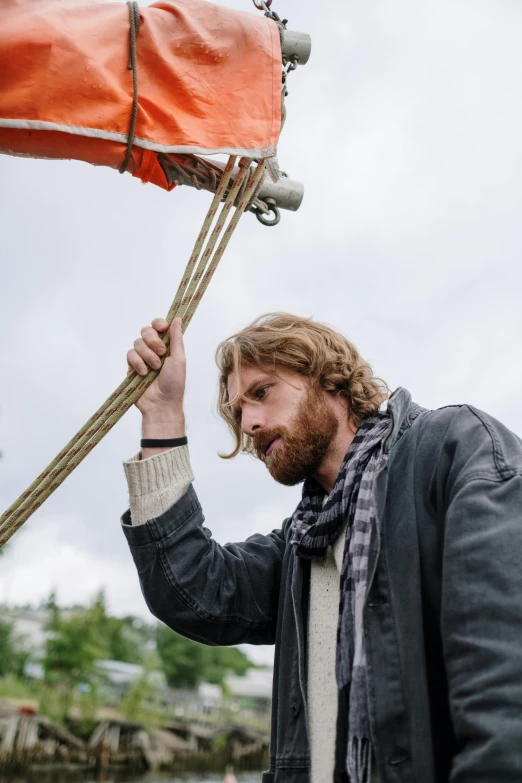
left=123, top=447, right=378, bottom=783
left=307, top=528, right=347, bottom=783
left=124, top=445, right=194, bottom=525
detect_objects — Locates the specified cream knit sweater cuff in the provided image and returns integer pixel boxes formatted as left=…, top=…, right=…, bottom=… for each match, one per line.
left=123, top=444, right=194, bottom=526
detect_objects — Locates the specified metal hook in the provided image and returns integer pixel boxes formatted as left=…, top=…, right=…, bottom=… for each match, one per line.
left=254, top=199, right=281, bottom=226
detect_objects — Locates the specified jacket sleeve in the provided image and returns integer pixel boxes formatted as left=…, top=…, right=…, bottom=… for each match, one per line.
left=121, top=484, right=288, bottom=646
left=441, top=417, right=522, bottom=780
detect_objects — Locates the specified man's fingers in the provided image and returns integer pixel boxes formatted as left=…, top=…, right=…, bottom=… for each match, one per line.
left=169, top=318, right=186, bottom=361
left=127, top=318, right=183, bottom=382
left=151, top=317, right=169, bottom=333
left=132, top=338, right=162, bottom=371
left=127, top=348, right=149, bottom=377
left=141, top=325, right=166, bottom=356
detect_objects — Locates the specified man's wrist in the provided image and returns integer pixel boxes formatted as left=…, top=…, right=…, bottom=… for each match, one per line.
left=141, top=411, right=186, bottom=458
left=142, top=410, right=185, bottom=435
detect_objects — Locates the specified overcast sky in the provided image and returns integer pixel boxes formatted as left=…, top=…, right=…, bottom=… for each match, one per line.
left=1, top=0, right=522, bottom=666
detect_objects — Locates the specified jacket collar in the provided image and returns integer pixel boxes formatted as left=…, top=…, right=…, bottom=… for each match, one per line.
left=384, top=387, right=424, bottom=454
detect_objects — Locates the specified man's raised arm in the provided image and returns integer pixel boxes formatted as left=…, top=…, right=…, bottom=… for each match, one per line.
left=121, top=317, right=286, bottom=647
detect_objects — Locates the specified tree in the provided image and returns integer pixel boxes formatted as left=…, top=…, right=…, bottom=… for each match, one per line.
left=103, top=615, right=151, bottom=664
left=43, top=607, right=106, bottom=686
left=202, top=644, right=252, bottom=685
left=0, top=620, right=14, bottom=677
left=43, top=591, right=154, bottom=686
left=119, top=651, right=163, bottom=726
left=156, top=625, right=253, bottom=688
left=0, top=620, right=32, bottom=679
left=78, top=591, right=150, bottom=665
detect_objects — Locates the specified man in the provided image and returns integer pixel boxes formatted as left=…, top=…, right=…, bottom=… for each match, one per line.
left=122, top=312, right=522, bottom=783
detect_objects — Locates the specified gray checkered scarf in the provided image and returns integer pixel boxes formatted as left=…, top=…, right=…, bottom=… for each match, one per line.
left=290, top=412, right=391, bottom=783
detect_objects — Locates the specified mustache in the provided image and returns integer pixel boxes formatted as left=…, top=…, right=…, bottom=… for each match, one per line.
left=253, top=426, right=287, bottom=461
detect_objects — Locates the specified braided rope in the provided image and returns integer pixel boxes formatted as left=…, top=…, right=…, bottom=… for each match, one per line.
left=0, top=157, right=238, bottom=540
left=0, top=158, right=265, bottom=546
left=0, top=157, right=232, bottom=539
left=159, top=154, right=270, bottom=218
left=164, top=156, right=236, bottom=327
left=178, top=159, right=251, bottom=318
left=183, top=161, right=266, bottom=328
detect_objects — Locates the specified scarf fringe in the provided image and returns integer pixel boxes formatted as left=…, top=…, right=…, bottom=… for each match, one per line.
left=347, top=737, right=372, bottom=783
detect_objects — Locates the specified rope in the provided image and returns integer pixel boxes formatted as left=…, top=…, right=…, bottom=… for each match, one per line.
left=0, top=157, right=234, bottom=540
left=119, top=1, right=140, bottom=175
left=0, top=158, right=265, bottom=547
left=177, top=160, right=251, bottom=321
left=159, top=153, right=271, bottom=222
left=183, top=161, right=266, bottom=328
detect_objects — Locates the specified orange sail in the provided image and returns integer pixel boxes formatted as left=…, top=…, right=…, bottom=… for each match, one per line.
left=0, top=0, right=282, bottom=190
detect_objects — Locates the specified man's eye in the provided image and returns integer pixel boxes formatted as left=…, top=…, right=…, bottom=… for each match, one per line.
left=255, top=386, right=269, bottom=400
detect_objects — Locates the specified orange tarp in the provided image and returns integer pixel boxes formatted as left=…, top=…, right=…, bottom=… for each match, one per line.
left=0, top=0, right=281, bottom=190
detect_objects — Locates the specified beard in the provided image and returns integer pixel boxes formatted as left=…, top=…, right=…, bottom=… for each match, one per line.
left=253, top=388, right=339, bottom=486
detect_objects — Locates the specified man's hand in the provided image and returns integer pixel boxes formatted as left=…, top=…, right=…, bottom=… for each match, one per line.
left=127, top=317, right=186, bottom=457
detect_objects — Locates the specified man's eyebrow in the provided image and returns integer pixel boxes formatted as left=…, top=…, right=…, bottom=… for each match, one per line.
left=230, top=378, right=271, bottom=417
left=245, top=377, right=274, bottom=398
left=245, top=379, right=264, bottom=395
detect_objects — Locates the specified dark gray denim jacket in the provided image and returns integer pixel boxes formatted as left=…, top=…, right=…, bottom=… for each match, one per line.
left=122, top=388, right=522, bottom=783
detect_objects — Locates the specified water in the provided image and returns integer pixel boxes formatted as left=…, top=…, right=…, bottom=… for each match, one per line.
left=0, top=773, right=262, bottom=783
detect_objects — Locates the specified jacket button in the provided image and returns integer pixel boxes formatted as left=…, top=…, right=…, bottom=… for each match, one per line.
left=290, top=702, right=300, bottom=717
left=367, top=595, right=386, bottom=607
left=388, top=751, right=409, bottom=766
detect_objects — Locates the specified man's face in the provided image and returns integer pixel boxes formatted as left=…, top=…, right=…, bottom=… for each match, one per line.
left=227, top=365, right=339, bottom=485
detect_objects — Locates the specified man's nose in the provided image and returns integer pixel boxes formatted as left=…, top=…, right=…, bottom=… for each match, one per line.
left=241, top=406, right=265, bottom=436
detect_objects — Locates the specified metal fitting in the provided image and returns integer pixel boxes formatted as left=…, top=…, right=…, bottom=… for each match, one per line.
left=257, top=172, right=304, bottom=212
left=188, top=159, right=304, bottom=214
left=281, top=30, right=311, bottom=66
left=159, top=154, right=304, bottom=225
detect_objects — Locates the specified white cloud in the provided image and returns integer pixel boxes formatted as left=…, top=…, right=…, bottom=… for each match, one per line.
left=0, top=513, right=147, bottom=617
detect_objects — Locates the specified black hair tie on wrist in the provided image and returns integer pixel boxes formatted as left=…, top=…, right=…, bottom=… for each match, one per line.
left=140, top=436, right=188, bottom=448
